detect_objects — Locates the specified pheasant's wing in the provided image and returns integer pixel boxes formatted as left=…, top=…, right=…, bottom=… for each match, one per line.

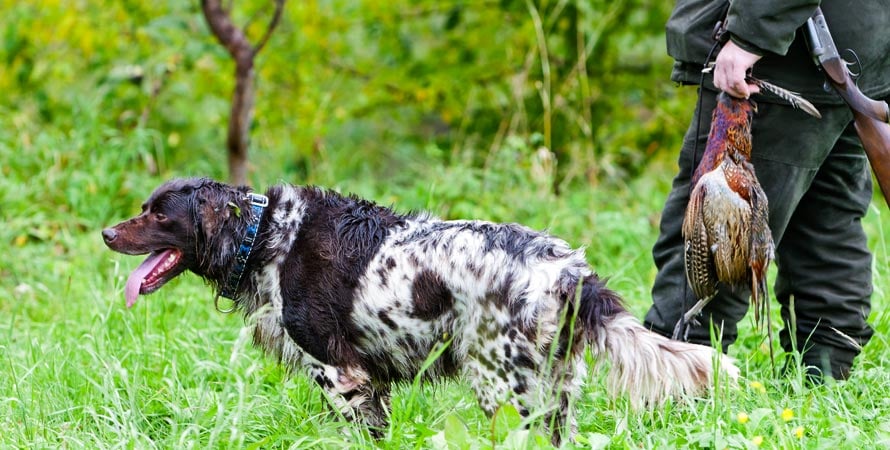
left=683, top=183, right=719, bottom=301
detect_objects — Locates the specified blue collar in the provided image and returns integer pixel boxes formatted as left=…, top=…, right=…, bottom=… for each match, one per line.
left=219, top=192, right=268, bottom=300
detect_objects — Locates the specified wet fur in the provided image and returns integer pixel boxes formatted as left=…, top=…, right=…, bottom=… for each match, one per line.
left=104, top=178, right=738, bottom=443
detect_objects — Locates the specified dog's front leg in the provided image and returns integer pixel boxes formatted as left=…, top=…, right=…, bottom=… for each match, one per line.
left=308, top=364, right=390, bottom=437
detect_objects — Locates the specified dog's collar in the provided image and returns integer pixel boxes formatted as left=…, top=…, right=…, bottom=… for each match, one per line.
left=219, top=192, right=269, bottom=302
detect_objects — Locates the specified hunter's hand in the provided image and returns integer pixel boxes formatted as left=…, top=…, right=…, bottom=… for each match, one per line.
left=713, top=40, right=763, bottom=99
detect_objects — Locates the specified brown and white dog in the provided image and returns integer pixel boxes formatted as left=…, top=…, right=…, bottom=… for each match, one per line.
left=102, top=178, right=738, bottom=443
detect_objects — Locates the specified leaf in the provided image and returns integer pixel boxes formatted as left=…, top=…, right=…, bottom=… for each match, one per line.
left=227, top=201, right=241, bottom=218
left=749, top=407, right=773, bottom=427
left=579, top=432, right=611, bottom=450
left=502, top=429, right=532, bottom=448
left=429, top=413, right=473, bottom=450
left=491, top=403, right=523, bottom=442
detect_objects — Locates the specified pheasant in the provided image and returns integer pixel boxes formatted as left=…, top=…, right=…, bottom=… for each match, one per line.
left=673, top=92, right=775, bottom=342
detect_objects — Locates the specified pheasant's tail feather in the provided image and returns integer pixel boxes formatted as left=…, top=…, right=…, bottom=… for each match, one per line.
left=749, top=78, right=822, bottom=119
left=747, top=180, right=776, bottom=369
left=750, top=268, right=770, bottom=328
left=751, top=267, right=776, bottom=370
left=747, top=183, right=774, bottom=329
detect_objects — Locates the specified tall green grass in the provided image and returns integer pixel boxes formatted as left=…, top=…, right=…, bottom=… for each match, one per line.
left=4, top=103, right=890, bottom=449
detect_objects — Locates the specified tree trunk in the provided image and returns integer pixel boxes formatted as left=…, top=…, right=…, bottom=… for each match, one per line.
left=201, top=0, right=284, bottom=185
left=228, top=56, right=254, bottom=186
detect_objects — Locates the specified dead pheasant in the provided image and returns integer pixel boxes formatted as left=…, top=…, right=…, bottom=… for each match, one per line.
left=673, top=92, right=775, bottom=342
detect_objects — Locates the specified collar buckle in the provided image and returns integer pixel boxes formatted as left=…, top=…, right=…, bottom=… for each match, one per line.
left=247, top=192, right=269, bottom=208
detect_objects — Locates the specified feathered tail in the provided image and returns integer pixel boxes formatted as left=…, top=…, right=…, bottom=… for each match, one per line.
left=748, top=77, right=822, bottom=118
left=578, top=276, right=739, bottom=408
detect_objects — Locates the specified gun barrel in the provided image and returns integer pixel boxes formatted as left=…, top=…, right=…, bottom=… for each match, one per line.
left=805, top=19, right=825, bottom=61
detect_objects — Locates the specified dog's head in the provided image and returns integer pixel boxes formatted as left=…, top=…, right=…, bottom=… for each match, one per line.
left=102, top=178, right=256, bottom=307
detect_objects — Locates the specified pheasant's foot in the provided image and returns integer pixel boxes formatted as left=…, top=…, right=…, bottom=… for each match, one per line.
left=671, top=315, right=702, bottom=341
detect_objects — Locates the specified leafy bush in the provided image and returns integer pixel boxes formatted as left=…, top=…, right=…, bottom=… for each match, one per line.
left=1, top=0, right=691, bottom=189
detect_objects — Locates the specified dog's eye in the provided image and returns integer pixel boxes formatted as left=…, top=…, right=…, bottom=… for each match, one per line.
left=155, top=213, right=167, bottom=222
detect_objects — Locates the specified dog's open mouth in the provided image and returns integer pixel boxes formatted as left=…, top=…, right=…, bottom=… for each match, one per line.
left=125, top=249, right=184, bottom=308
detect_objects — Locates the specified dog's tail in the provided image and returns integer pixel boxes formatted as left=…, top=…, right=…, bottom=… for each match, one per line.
left=577, top=275, right=739, bottom=408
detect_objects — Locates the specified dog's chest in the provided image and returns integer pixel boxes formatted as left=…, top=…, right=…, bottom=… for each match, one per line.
left=247, top=259, right=359, bottom=370
left=245, top=264, right=307, bottom=368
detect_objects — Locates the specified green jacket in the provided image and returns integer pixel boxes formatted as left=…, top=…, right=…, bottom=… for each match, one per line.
left=666, top=0, right=890, bottom=105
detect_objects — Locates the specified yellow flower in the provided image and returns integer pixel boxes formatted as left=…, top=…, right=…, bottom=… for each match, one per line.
left=737, top=412, right=749, bottom=424
left=781, top=408, right=794, bottom=422
left=167, top=132, right=181, bottom=148
left=752, top=435, right=764, bottom=447
left=414, top=88, right=429, bottom=102
left=749, top=381, right=767, bottom=393
left=793, top=426, right=805, bottom=439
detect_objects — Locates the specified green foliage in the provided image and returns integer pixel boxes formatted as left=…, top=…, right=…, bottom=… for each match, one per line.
left=0, top=0, right=690, bottom=188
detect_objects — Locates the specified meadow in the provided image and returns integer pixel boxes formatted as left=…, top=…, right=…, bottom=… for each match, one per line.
left=3, top=1, right=890, bottom=448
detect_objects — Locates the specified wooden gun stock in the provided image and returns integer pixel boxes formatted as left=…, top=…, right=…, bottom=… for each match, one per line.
left=852, top=108, right=890, bottom=208
left=808, top=8, right=890, bottom=208
left=822, top=58, right=890, bottom=209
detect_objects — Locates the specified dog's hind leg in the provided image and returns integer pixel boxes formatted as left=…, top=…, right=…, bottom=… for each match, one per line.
left=463, top=337, right=584, bottom=445
left=308, top=364, right=391, bottom=437
left=464, top=327, right=586, bottom=442
left=462, top=329, right=537, bottom=415
left=539, top=354, right=585, bottom=446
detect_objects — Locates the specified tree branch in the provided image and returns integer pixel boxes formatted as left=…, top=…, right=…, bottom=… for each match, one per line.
left=200, top=0, right=286, bottom=185
left=254, top=0, right=286, bottom=54
left=201, top=0, right=253, bottom=60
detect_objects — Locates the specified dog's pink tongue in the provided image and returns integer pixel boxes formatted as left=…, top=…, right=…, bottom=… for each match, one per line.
left=125, top=251, right=166, bottom=308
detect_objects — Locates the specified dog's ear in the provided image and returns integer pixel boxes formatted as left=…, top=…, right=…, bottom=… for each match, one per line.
left=192, top=182, right=256, bottom=271
left=195, top=183, right=248, bottom=237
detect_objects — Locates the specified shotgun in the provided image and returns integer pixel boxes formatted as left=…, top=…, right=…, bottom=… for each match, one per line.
left=806, top=7, right=890, bottom=209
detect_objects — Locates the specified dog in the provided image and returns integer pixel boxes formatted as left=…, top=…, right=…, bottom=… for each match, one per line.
left=102, top=178, right=738, bottom=443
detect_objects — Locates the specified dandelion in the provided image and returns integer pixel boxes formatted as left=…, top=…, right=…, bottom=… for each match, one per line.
left=749, top=381, right=767, bottom=393
left=781, top=408, right=794, bottom=422
left=752, top=435, right=764, bottom=447
left=793, top=426, right=805, bottom=439
left=737, top=412, right=749, bottom=424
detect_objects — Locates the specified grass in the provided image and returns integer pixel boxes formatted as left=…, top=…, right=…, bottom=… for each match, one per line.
left=4, top=104, right=890, bottom=449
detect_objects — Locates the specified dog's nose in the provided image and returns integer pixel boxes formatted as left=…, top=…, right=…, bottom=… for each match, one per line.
left=102, top=228, right=118, bottom=244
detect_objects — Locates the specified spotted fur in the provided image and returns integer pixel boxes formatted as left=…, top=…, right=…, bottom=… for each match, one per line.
left=103, top=178, right=738, bottom=444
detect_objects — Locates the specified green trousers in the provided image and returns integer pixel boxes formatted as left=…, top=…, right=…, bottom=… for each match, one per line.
left=644, top=89, right=876, bottom=379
